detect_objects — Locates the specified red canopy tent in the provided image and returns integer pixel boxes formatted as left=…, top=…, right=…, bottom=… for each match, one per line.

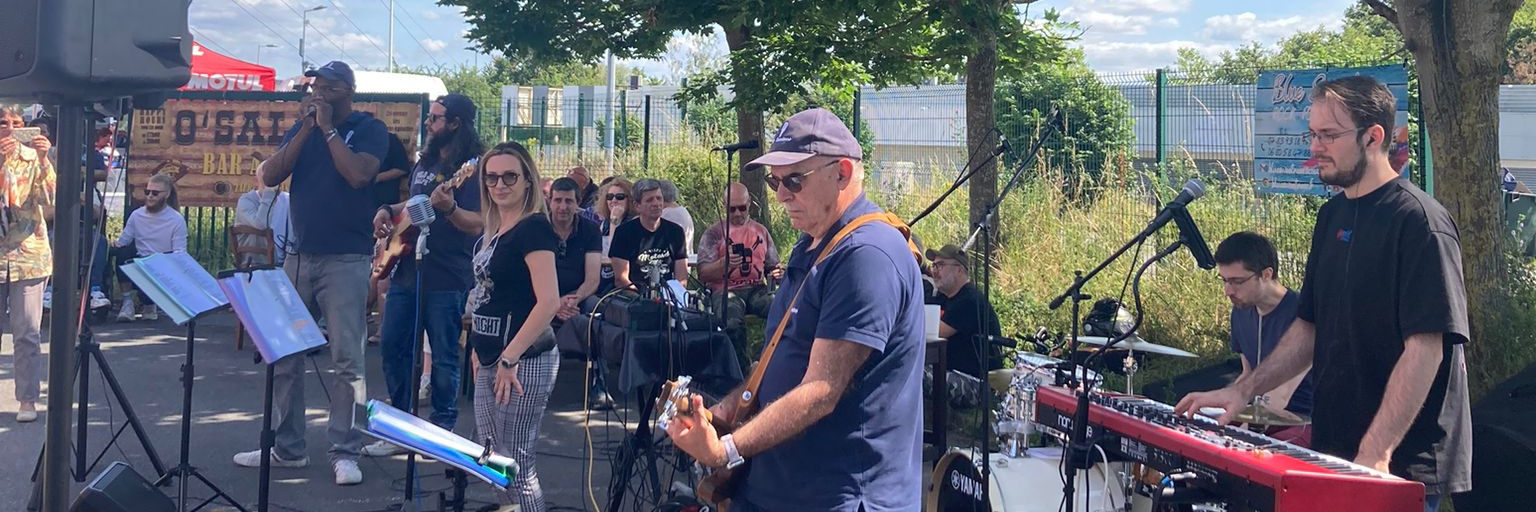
left=183, top=42, right=277, bottom=92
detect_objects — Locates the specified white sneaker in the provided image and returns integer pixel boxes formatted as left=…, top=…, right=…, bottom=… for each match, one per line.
left=141, top=305, right=159, bottom=321
left=41, top=289, right=51, bottom=309
left=116, top=300, right=135, bottom=322
left=89, top=291, right=110, bottom=309
left=361, top=440, right=407, bottom=457
left=418, top=377, right=431, bottom=402
left=232, top=449, right=308, bottom=468
left=333, top=459, right=363, bottom=485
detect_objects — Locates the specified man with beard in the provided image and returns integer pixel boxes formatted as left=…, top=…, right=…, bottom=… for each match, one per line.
left=1178, top=76, right=1471, bottom=511
left=113, top=173, right=187, bottom=322
left=925, top=244, right=1000, bottom=408
left=1213, top=231, right=1313, bottom=445
left=238, top=61, right=389, bottom=486
left=363, top=94, right=485, bottom=454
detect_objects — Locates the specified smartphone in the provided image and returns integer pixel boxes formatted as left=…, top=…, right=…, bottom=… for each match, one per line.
left=12, top=127, right=40, bottom=144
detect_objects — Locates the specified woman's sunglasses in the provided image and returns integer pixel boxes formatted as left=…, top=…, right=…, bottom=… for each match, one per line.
left=606, top=193, right=628, bottom=201
left=483, top=172, right=522, bottom=187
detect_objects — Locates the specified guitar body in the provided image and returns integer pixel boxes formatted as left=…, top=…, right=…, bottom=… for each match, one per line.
left=368, top=159, right=479, bottom=281
left=371, top=210, right=418, bottom=280
left=656, top=378, right=756, bottom=508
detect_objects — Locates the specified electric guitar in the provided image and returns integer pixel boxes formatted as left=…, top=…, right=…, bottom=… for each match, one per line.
left=656, top=376, right=752, bottom=508
left=370, top=159, right=477, bottom=280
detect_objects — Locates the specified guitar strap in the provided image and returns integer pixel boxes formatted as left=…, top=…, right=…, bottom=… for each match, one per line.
left=731, top=212, right=922, bottom=414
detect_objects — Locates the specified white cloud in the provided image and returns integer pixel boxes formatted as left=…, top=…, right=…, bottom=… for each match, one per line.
left=422, top=38, right=448, bottom=52
left=1068, top=0, right=1192, bottom=15
left=1202, top=12, right=1338, bottom=42
left=420, top=10, right=440, bottom=21
left=1077, top=40, right=1231, bottom=73
left=1067, top=9, right=1179, bottom=36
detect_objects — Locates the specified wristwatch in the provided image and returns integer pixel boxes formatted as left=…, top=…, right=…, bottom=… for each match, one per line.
left=496, top=357, right=520, bottom=370
left=720, top=434, right=745, bottom=469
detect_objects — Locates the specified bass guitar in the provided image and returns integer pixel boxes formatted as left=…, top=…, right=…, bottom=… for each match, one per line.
left=371, top=159, right=477, bottom=280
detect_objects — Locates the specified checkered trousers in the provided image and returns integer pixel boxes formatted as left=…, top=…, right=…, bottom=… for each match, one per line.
left=473, top=348, right=560, bottom=512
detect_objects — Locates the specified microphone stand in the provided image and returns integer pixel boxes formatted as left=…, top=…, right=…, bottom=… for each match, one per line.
left=1046, top=202, right=1200, bottom=512
left=958, top=112, right=1060, bottom=507
left=400, top=224, right=431, bottom=511
left=710, top=142, right=751, bottom=334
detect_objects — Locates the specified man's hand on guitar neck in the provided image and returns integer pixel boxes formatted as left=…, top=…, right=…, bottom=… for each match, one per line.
left=665, top=395, right=729, bottom=468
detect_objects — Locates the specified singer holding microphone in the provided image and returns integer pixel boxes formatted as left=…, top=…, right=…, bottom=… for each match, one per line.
left=238, top=61, right=388, bottom=486
left=364, top=94, right=484, bottom=455
left=464, top=142, right=561, bottom=512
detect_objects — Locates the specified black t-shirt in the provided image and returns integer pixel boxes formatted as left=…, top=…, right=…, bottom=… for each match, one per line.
left=1229, top=289, right=1314, bottom=416
left=554, top=216, right=601, bottom=296
left=468, top=214, right=558, bottom=366
left=394, top=159, right=481, bottom=291
left=935, top=282, right=1002, bottom=379
left=1297, top=178, right=1472, bottom=493
left=372, top=135, right=408, bottom=206
left=607, top=217, right=687, bottom=290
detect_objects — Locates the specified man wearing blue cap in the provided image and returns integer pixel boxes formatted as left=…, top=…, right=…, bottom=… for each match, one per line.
left=664, top=108, right=925, bottom=512
left=240, top=60, right=388, bottom=486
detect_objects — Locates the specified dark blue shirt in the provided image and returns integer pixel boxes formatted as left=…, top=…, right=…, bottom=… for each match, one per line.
left=1229, top=289, right=1313, bottom=415
left=740, top=194, right=924, bottom=512
left=281, top=111, right=389, bottom=255
left=391, top=159, right=481, bottom=291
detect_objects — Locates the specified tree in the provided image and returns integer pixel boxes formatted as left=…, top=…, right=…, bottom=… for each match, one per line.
left=995, top=49, right=1134, bottom=183
left=1361, top=0, right=1523, bottom=385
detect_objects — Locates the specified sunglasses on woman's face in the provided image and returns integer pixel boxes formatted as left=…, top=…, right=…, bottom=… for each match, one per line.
left=483, top=172, right=522, bottom=187
left=606, top=193, right=628, bottom=201
left=766, top=159, right=839, bottom=194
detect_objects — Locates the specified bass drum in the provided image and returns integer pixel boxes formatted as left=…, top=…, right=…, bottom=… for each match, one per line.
left=927, top=448, right=1135, bottom=512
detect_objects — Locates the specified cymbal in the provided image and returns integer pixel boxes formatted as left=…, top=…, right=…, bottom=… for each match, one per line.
left=1233, top=404, right=1310, bottom=427
left=1075, top=335, right=1197, bottom=358
left=987, top=369, right=1014, bottom=394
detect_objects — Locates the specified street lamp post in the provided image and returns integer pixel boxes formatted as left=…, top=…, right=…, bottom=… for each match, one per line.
left=299, top=5, right=327, bottom=71
left=256, top=43, right=278, bottom=66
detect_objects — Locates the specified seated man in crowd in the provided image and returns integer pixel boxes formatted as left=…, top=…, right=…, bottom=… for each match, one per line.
left=927, top=243, right=1001, bottom=408
left=697, top=182, right=781, bottom=366
left=234, top=173, right=291, bottom=268
left=659, top=179, right=695, bottom=255
left=113, top=173, right=188, bottom=321
left=546, top=177, right=614, bottom=409
left=609, top=178, right=689, bottom=296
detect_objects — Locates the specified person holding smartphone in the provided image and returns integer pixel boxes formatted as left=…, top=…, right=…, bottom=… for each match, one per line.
left=697, top=182, right=782, bottom=366
left=0, top=104, right=55, bottom=423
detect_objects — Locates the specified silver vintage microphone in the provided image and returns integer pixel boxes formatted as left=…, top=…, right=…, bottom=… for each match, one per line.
left=404, top=194, right=436, bottom=261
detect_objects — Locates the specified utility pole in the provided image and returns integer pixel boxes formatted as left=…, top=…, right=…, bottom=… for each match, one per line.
left=387, top=0, right=395, bottom=72
left=300, top=5, right=327, bottom=71
left=605, top=50, right=615, bottom=173
left=256, top=43, right=278, bottom=66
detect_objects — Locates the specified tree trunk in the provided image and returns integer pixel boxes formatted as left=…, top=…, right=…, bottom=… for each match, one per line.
left=964, top=3, right=1001, bottom=230
left=1390, top=0, right=1521, bottom=360
left=723, top=24, right=771, bottom=227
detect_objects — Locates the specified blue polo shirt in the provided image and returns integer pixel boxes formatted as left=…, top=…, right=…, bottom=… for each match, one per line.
left=737, top=194, right=924, bottom=512
left=281, top=111, right=389, bottom=255
left=391, top=159, right=481, bottom=291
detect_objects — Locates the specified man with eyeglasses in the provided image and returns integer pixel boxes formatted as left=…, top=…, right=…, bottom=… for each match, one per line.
left=664, top=108, right=925, bottom=512
left=1213, top=231, right=1313, bottom=446
left=240, top=60, right=390, bottom=486
left=925, top=243, right=1000, bottom=409
left=698, top=182, right=782, bottom=366
left=609, top=178, right=688, bottom=295
left=1178, top=76, right=1471, bottom=511
left=361, top=93, right=484, bottom=457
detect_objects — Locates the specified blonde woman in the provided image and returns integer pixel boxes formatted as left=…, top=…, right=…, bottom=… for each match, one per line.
left=464, top=141, right=560, bottom=511
left=593, top=176, right=635, bottom=293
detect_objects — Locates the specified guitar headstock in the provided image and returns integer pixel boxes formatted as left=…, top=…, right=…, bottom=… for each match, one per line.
left=446, top=157, right=479, bottom=189
left=656, top=375, right=699, bottom=431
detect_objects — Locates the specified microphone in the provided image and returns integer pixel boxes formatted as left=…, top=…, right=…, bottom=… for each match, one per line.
left=1136, top=179, right=1216, bottom=269
left=712, top=140, right=760, bottom=152
left=403, top=194, right=437, bottom=227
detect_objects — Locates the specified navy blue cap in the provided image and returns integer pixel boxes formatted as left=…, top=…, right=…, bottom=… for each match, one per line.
left=305, top=61, right=355, bottom=88
left=745, top=108, right=862, bottom=170
left=436, top=94, right=477, bottom=123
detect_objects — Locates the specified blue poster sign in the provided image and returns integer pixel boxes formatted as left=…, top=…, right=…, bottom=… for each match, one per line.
left=1254, top=64, right=1411, bottom=196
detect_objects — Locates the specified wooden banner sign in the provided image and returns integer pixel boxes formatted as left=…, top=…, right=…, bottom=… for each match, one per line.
left=127, top=94, right=424, bottom=208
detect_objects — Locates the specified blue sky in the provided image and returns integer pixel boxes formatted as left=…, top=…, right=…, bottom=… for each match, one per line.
left=189, top=0, right=1357, bottom=83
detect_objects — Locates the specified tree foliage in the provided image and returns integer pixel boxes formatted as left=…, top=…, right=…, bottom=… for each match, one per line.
left=995, top=49, right=1134, bottom=181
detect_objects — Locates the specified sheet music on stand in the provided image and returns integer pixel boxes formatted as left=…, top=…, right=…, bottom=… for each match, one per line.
left=217, top=269, right=327, bottom=364
left=358, top=399, right=517, bottom=489
left=119, top=251, right=229, bottom=325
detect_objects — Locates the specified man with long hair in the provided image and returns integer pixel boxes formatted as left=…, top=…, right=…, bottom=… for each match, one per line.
left=364, top=93, right=485, bottom=455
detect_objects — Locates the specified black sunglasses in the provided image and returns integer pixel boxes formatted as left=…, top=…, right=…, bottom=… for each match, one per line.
left=766, top=160, right=839, bottom=193
left=145, top=190, right=165, bottom=196
left=729, top=205, right=749, bottom=213
left=606, top=193, right=628, bottom=201
left=483, top=172, right=522, bottom=187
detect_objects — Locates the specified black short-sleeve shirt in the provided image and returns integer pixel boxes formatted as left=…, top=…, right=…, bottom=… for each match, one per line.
left=607, top=217, right=687, bottom=290
left=934, top=282, right=1002, bottom=379
left=467, top=214, right=558, bottom=366
left=554, top=216, right=602, bottom=296
left=1296, top=178, right=1472, bottom=493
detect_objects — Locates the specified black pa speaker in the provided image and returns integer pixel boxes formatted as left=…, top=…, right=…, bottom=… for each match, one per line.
left=69, top=461, right=174, bottom=512
left=0, top=0, right=191, bottom=101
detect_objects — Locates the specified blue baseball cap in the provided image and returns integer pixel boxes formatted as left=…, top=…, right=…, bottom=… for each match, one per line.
left=305, top=61, right=356, bottom=88
left=745, top=107, right=862, bottom=170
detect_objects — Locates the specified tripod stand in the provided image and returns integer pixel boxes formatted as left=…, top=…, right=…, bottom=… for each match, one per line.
left=153, top=320, right=248, bottom=512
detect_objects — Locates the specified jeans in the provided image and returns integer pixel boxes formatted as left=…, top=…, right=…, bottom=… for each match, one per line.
left=1425, top=494, right=1441, bottom=512
left=379, top=284, right=465, bottom=429
left=272, top=252, right=371, bottom=462
left=711, top=285, right=774, bottom=369
left=89, top=234, right=107, bottom=293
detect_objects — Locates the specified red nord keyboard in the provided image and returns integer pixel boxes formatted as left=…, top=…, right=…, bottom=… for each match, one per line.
left=1033, top=385, right=1425, bottom=512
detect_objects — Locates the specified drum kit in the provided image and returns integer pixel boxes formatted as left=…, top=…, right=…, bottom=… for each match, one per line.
left=927, top=334, right=1310, bottom=512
